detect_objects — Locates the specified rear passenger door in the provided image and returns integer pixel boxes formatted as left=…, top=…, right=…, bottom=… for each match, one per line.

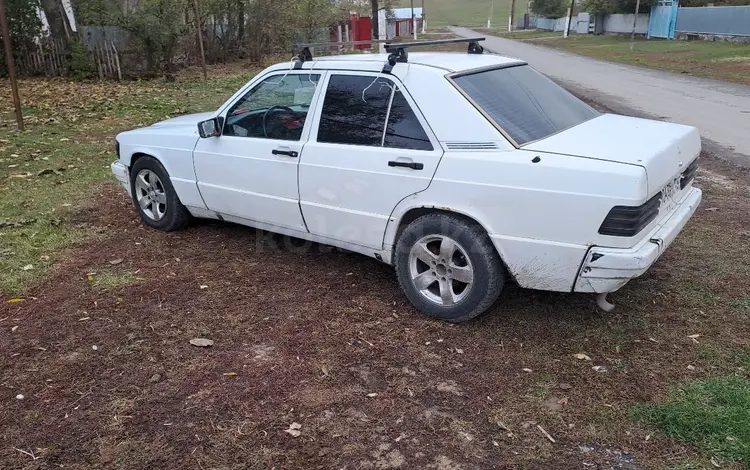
left=299, top=72, right=443, bottom=250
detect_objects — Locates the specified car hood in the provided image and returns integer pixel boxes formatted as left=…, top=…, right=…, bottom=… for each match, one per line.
left=150, top=112, right=215, bottom=129
left=524, top=114, right=701, bottom=195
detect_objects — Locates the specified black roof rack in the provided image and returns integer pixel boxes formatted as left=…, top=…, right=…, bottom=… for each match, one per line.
left=292, top=40, right=391, bottom=69
left=291, top=37, right=486, bottom=73
left=384, top=37, right=485, bottom=61
left=381, top=37, right=485, bottom=73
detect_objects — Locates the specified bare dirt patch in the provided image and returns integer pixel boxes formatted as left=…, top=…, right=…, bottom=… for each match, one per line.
left=1, top=155, right=749, bottom=470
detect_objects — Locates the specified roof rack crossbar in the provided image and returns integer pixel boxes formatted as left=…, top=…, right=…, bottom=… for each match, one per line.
left=382, top=37, right=485, bottom=70
left=384, top=37, right=486, bottom=57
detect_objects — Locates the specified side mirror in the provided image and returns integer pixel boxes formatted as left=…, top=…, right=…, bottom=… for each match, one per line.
left=198, top=118, right=221, bottom=138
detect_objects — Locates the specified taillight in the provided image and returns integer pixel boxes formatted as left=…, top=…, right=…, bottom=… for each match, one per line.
left=681, top=158, right=698, bottom=189
left=598, top=193, right=662, bottom=237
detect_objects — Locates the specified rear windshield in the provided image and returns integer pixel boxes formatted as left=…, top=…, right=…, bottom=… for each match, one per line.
left=452, top=65, right=599, bottom=146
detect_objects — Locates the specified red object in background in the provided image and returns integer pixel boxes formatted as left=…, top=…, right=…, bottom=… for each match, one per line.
left=355, top=16, right=372, bottom=49
left=329, top=14, right=373, bottom=48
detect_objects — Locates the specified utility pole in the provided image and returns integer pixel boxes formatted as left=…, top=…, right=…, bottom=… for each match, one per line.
left=509, top=0, right=515, bottom=32
left=630, top=0, right=641, bottom=50
left=421, top=0, right=426, bottom=33
left=193, top=0, right=208, bottom=81
left=0, top=0, right=24, bottom=131
left=411, top=0, right=417, bottom=39
left=488, top=0, right=494, bottom=28
left=564, top=0, right=575, bottom=38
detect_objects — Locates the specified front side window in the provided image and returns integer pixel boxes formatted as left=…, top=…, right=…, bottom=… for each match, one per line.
left=317, top=75, right=433, bottom=150
left=452, top=65, right=599, bottom=146
left=224, top=73, right=320, bottom=141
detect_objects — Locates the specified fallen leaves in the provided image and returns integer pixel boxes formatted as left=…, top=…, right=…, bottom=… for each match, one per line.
left=109, top=258, right=124, bottom=265
left=189, top=338, right=214, bottom=347
left=223, top=372, right=237, bottom=377
left=7, top=298, right=25, bottom=304
left=574, top=353, right=591, bottom=361
left=285, top=422, right=302, bottom=437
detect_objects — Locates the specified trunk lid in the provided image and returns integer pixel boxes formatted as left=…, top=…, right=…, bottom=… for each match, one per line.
left=524, top=114, right=701, bottom=196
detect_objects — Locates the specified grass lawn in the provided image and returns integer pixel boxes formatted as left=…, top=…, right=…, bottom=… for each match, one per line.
left=473, top=28, right=565, bottom=39
left=1, top=64, right=750, bottom=469
left=0, top=66, right=253, bottom=294
left=525, top=34, right=750, bottom=85
left=395, top=0, right=511, bottom=28
left=631, top=376, right=750, bottom=465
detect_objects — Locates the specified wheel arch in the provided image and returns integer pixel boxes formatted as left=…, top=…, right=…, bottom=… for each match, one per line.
left=126, top=150, right=164, bottom=170
left=384, top=205, right=515, bottom=283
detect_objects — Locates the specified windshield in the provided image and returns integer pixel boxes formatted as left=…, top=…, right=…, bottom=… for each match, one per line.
left=452, top=65, right=599, bottom=146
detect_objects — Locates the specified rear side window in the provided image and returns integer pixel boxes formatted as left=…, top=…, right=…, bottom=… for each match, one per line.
left=385, top=90, right=433, bottom=151
left=317, top=74, right=433, bottom=150
left=317, top=75, right=392, bottom=147
left=452, top=65, right=599, bottom=146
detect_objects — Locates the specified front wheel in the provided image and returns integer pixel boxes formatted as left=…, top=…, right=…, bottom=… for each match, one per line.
left=395, top=213, right=505, bottom=323
left=129, top=156, right=190, bottom=231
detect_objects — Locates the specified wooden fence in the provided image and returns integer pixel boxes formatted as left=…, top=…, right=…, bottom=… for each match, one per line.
left=91, top=42, right=122, bottom=80
left=15, top=39, right=68, bottom=77
left=14, top=39, right=122, bottom=80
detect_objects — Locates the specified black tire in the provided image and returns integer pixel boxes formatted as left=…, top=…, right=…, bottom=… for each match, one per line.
left=129, top=156, right=190, bottom=231
left=394, top=213, right=505, bottom=323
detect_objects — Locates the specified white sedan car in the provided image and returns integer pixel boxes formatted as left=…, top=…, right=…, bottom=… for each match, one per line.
left=112, top=39, right=701, bottom=322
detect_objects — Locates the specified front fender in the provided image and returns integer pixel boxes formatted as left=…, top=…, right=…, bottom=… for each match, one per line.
left=117, top=130, right=206, bottom=210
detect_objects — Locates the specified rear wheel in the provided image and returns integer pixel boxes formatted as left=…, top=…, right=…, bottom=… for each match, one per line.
left=395, top=213, right=505, bottom=323
left=130, top=156, right=190, bottom=231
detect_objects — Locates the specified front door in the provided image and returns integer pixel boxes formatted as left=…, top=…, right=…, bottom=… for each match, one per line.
left=193, top=71, right=323, bottom=231
left=299, top=72, right=444, bottom=250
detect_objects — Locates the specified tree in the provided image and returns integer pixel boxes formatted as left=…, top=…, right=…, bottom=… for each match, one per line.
left=583, top=0, right=651, bottom=13
left=0, top=0, right=43, bottom=76
left=1, top=0, right=42, bottom=47
left=293, top=0, right=347, bottom=43
left=40, top=0, right=76, bottom=40
left=531, top=0, right=567, bottom=17
left=114, top=0, right=187, bottom=73
left=371, top=0, right=378, bottom=38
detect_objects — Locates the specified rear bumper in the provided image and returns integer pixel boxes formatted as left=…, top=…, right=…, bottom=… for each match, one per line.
left=111, top=160, right=131, bottom=197
left=574, top=187, right=702, bottom=293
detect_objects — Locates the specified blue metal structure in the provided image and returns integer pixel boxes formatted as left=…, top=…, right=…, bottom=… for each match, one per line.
left=648, top=0, right=679, bottom=39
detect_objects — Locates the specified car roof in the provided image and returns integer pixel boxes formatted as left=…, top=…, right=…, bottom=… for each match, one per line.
left=269, top=52, right=526, bottom=75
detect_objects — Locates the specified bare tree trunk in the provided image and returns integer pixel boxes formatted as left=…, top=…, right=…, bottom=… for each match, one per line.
left=371, top=0, right=379, bottom=39
left=40, top=0, right=72, bottom=42
left=237, top=0, right=245, bottom=46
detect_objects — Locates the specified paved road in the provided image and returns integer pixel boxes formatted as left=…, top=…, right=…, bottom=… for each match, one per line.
left=451, top=27, right=750, bottom=166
